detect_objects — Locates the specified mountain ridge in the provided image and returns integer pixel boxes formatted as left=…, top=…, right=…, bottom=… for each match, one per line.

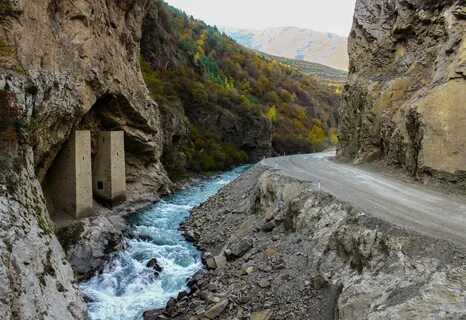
left=221, top=26, right=349, bottom=71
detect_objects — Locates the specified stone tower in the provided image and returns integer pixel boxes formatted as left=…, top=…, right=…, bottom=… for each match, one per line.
left=43, top=130, right=93, bottom=220
left=92, top=131, right=126, bottom=207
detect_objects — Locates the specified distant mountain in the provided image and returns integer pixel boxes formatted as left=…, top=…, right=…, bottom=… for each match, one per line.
left=221, top=26, right=349, bottom=71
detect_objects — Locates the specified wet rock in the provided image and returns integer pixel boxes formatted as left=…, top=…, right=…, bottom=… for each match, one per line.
left=143, top=308, right=166, bottom=320
left=147, top=258, right=163, bottom=273
left=56, top=214, right=126, bottom=278
left=167, top=297, right=177, bottom=307
left=138, top=235, right=153, bottom=242
left=184, top=229, right=201, bottom=242
left=177, top=291, right=189, bottom=300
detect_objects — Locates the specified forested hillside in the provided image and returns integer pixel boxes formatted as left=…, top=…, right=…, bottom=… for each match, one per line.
left=141, top=0, right=340, bottom=179
left=257, top=52, right=347, bottom=88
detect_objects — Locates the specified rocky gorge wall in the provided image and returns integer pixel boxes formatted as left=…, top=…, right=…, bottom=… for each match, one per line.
left=146, top=166, right=466, bottom=319
left=338, top=0, right=466, bottom=192
left=0, top=0, right=168, bottom=318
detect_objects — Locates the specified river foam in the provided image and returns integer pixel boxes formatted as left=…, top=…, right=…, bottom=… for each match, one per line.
left=80, top=166, right=250, bottom=320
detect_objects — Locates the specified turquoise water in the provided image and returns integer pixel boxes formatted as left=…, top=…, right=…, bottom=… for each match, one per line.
left=80, top=166, right=250, bottom=320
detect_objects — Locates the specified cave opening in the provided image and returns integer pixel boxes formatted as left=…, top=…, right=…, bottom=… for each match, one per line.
left=42, top=93, right=135, bottom=224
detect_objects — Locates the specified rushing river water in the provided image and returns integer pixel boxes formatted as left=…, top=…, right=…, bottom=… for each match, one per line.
left=80, top=166, right=249, bottom=320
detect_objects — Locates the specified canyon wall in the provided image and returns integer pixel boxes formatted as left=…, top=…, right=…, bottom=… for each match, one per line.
left=338, top=0, right=466, bottom=192
left=0, top=0, right=165, bottom=318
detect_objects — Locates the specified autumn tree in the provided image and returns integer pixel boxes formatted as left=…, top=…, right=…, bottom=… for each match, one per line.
left=266, top=106, right=277, bottom=123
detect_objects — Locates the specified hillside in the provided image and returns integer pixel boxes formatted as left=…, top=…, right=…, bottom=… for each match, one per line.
left=221, top=26, right=349, bottom=71
left=141, top=1, right=340, bottom=179
left=257, top=51, right=347, bottom=89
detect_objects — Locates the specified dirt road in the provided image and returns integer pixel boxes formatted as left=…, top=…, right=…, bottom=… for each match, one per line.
left=261, top=151, right=466, bottom=247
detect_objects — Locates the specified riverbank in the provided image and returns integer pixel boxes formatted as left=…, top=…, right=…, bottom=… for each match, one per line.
left=144, top=164, right=466, bottom=319
left=74, top=166, right=250, bottom=320
left=55, top=193, right=160, bottom=280
left=55, top=173, right=211, bottom=280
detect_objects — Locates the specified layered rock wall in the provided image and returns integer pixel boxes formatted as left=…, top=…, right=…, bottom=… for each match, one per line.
left=338, top=0, right=466, bottom=192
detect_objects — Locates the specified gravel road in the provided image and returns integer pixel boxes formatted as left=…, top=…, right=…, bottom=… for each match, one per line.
left=261, top=151, right=466, bottom=247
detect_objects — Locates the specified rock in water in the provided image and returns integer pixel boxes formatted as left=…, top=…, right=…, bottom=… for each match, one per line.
left=338, top=0, right=466, bottom=193
left=147, top=258, right=163, bottom=273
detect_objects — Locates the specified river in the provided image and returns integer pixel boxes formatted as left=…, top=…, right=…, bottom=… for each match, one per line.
left=79, top=165, right=250, bottom=320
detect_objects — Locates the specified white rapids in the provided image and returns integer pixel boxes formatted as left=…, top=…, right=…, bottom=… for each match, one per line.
left=80, top=166, right=250, bottom=320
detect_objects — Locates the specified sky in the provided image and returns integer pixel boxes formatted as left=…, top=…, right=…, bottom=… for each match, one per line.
left=164, top=0, right=357, bottom=37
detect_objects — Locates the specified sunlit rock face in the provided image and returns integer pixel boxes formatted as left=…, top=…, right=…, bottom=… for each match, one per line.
left=0, top=0, right=170, bottom=318
left=338, top=0, right=466, bottom=192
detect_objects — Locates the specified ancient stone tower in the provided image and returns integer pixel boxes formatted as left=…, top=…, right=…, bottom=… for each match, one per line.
left=92, top=131, right=126, bottom=207
left=43, top=131, right=93, bottom=220
left=43, top=130, right=127, bottom=220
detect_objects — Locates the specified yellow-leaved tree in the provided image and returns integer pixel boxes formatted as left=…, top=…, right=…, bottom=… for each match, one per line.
left=266, top=106, right=277, bottom=123
left=309, top=124, right=325, bottom=148
left=328, top=127, right=339, bottom=145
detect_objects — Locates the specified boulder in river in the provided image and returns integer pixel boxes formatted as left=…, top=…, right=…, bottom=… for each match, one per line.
left=147, top=258, right=163, bottom=273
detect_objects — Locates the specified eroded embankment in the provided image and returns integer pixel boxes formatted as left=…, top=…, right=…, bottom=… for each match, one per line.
left=144, top=165, right=466, bottom=320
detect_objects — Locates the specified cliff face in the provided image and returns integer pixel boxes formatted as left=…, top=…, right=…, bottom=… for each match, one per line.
left=0, top=0, right=166, bottom=318
left=1, top=0, right=171, bottom=194
left=338, top=0, right=466, bottom=192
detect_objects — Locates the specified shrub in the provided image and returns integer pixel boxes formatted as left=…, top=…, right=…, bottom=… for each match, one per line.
left=0, top=90, right=21, bottom=148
